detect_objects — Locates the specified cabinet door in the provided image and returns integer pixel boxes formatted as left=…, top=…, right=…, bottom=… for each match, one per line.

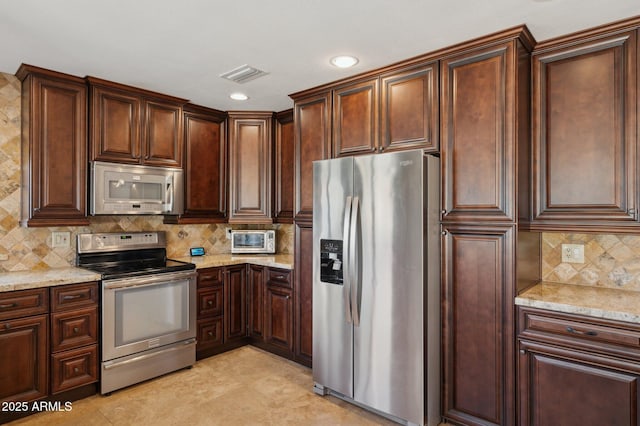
left=275, top=110, right=294, bottom=223
left=332, top=78, right=379, bottom=157
left=248, top=264, right=265, bottom=340
left=228, top=112, right=273, bottom=224
left=294, top=223, right=313, bottom=367
left=167, top=105, right=226, bottom=223
left=441, top=43, right=518, bottom=222
left=143, top=99, right=183, bottom=167
left=531, top=30, right=638, bottom=229
left=224, top=264, right=247, bottom=341
left=294, top=92, right=332, bottom=221
left=20, top=68, right=89, bottom=226
left=89, top=83, right=141, bottom=163
left=380, top=62, right=439, bottom=153
left=519, top=340, right=640, bottom=426
left=442, top=224, right=515, bottom=426
left=0, top=314, right=48, bottom=403
left=265, top=285, right=293, bottom=352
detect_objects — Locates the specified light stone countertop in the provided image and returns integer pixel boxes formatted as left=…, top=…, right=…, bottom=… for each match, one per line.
left=516, top=281, right=640, bottom=324
left=0, top=267, right=102, bottom=293
left=174, top=253, right=294, bottom=270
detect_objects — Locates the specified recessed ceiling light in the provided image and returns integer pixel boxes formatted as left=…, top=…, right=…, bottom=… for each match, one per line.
left=330, top=55, right=359, bottom=68
left=230, top=93, right=249, bottom=101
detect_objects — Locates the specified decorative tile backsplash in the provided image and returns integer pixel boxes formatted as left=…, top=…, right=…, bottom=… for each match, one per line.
left=542, top=233, right=640, bottom=291
left=0, top=71, right=292, bottom=272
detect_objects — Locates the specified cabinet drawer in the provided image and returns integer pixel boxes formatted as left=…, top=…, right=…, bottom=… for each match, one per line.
left=51, top=306, right=98, bottom=353
left=197, top=317, right=223, bottom=348
left=198, top=268, right=223, bottom=288
left=50, top=344, right=98, bottom=394
left=51, top=282, right=98, bottom=312
left=197, top=287, right=223, bottom=317
left=0, top=288, right=48, bottom=321
left=266, top=268, right=292, bottom=289
left=519, top=307, right=640, bottom=355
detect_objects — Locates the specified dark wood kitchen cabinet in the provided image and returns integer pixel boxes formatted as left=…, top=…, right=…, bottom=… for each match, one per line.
left=49, top=282, right=98, bottom=394
left=248, top=264, right=265, bottom=340
left=196, top=267, right=224, bottom=359
left=518, top=306, right=640, bottom=425
left=274, top=109, right=294, bottom=223
left=379, top=61, right=439, bottom=153
left=294, top=223, right=313, bottom=367
left=164, top=104, right=227, bottom=224
left=0, top=288, right=48, bottom=407
left=528, top=18, right=640, bottom=233
left=440, top=26, right=534, bottom=426
left=17, top=64, right=89, bottom=227
left=332, top=77, right=379, bottom=157
left=88, top=77, right=186, bottom=168
left=228, top=112, right=274, bottom=224
left=224, top=264, right=247, bottom=342
left=264, top=268, right=294, bottom=356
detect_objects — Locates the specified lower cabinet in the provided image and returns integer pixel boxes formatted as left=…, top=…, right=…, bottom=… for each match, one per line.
left=518, top=306, right=640, bottom=426
left=263, top=268, right=294, bottom=356
left=224, top=264, right=247, bottom=342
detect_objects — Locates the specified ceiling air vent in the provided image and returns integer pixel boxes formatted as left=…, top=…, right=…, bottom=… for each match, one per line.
left=219, top=64, right=268, bottom=84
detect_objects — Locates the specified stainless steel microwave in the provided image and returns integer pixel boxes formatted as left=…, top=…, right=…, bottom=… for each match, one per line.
left=231, top=230, right=276, bottom=254
left=90, top=161, right=184, bottom=215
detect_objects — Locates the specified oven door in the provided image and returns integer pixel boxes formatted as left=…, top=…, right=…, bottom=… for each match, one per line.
left=102, top=270, right=197, bottom=361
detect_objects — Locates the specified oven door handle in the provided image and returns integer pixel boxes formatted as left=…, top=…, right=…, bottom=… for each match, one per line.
left=103, top=271, right=196, bottom=290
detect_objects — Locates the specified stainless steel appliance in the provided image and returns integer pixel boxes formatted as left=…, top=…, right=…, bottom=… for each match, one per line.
left=312, top=150, right=440, bottom=426
left=230, top=229, right=276, bottom=254
left=77, top=231, right=197, bottom=395
left=90, top=161, right=184, bottom=215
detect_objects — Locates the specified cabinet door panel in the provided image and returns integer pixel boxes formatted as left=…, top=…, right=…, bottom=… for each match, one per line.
left=532, top=31, right=637, bottom=225
left=248, top=265, right=265, bottom=339
left=51, top=307, right=98, bottom=352
left=143, top=100, right=183, bottom=167
left=294, top=223, right=313, bottom=366
left=50, top=344, right=98, bottom=394
left=0, top=315, right=48, bottom=403
left=275, top=110, right=294, bottom=222
left=224, top=265, right=247, bottom=341
left=90, top=86, right=141, bottom=163
left=441, top=45, right=515, bottom=222
left=333, top=78, right=378, bottom=156
left=442, top=224, right=514, bottom=426
left=294, top=93, right=331, bottom=221
left=265, top=286, right=293, bottom=351
left=380, top=63, right=439, bottom=152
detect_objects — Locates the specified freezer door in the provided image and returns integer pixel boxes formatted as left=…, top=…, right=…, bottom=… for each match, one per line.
left=312, top=156, right=354, bottom=398
left=352, top=150, right=433, bottom=425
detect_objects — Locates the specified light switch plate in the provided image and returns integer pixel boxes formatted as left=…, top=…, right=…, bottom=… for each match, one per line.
left=561, top=243, right=584, bottom=263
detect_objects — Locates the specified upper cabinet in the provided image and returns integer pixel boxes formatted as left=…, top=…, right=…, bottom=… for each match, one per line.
left=529, top=19, right=640, bottom=232
left=228, top=111, right=274, bottom=224
left=164, top=104, right=227, bottom=224
left=380, top=62, right=439, bottom=153
left=17, top=64, right=89, bottom=227
left=274, top=110, right=294, bottom=223
left=332, top=77, right=379, bottom=156
left=87, top=77, right=186, bottom=168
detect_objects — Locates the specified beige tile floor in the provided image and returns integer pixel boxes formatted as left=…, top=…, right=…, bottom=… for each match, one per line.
left=9, top=346, right=410, bottom=426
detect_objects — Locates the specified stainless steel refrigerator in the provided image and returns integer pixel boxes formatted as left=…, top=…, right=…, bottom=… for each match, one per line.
left=312, top=149, right=440, bottom=426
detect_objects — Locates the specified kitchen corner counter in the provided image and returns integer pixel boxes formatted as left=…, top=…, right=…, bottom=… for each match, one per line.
left=175, top=254, right=294, bottom=270
left=0, top=267, right=102, bottom=293
left=516, top=281, right=640, bottom=324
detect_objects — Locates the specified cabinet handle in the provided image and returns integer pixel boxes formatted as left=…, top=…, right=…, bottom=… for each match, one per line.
left=63, top=294, right=83, bottom=300
left=0, top=303, right=17, bottom=309
left=73, top=327, right=79, bottom=333
left=274, top=275, right=285, bottom=280
left=566, top=326, right=598, bottom=337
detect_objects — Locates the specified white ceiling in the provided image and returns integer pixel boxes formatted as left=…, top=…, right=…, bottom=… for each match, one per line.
left=1, top=0, right=639, bottom=112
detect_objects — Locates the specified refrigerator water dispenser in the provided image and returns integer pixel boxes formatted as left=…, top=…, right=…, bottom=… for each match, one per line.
left=320, top=239, right=343, bottom=284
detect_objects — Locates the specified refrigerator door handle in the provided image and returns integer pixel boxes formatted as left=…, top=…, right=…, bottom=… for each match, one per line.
left=343, top=196, right=353, bottom=324
left=350, top=196, right=360, bottom=327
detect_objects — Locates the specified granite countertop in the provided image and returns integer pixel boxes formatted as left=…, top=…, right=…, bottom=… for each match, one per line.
left=0, top=267, right=102, bottom=293
left=516, top=281, right=640, bottom=324
left=174, top=253, right=294, bottom=270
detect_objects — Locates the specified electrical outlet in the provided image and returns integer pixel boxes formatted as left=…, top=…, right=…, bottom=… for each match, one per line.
left=226, top=228, right=232, bottom=240
left=52, top=231, right=71, bottom=248
left=562, top=243, right=584, bottom=263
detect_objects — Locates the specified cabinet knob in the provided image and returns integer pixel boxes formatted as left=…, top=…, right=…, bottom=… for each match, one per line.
left=441, top=231, right=447, bottom=236
left=371, top=147, right=376, bottom=152
left=629, top=208, right=636, bottom=214
left=4, top=323, right=10, bottom=330
left=519, top=349, right=526, bottom=355
left=378, top=147, right=385, bottom=153
left=208, top=331, right=213, bottom=336
left=74, top=367, right=80, bottom=373
left=207, top=300, right=213, bottom=306
left=73, top=327, right=79, bottom=333
left=285, top=295, right=290, bottom=300
left=441, top=209, right=446, bottom=215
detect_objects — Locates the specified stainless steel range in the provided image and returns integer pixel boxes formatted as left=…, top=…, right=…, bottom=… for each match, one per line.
left=77, top=231, right=197, bottom=395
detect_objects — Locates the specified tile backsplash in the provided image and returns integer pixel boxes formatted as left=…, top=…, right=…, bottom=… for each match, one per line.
left=542, top=232, right=640, bottom=291
left=0, top=71, right=292, bottom=272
